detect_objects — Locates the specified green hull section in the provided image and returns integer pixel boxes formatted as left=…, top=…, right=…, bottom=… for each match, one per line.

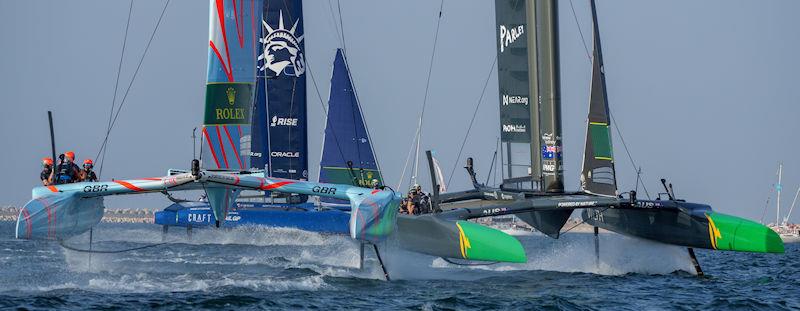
left=582, top=204, right=784, bottom=254
left=706, top=212, right=784, bottom=253
left=456, top=221, right=526, bottom=263
left=396, top=215, right=527, bottom=263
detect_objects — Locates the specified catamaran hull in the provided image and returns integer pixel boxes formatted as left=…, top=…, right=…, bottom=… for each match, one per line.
left=154, top=202, right=350, bottom=234
left=16, top=193, right=104, bottom=240
left=581, top=205, right=784, bottom=253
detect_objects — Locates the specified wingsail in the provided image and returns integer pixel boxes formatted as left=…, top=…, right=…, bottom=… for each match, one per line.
left=202, top=0, right=263, bottom=171
left=579, top=0, right=617, bottom=197
left=250, top=0, right=309, bottom=179
left=319, top=49, right=383, bottom=190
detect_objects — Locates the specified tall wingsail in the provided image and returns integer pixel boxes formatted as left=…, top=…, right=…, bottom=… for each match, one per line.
left=319, top=49, right=382, bottom=189
left=580, top=1, right=617, bottom=196
left=202, top=0, right=263, bottom=170
left=250, top=0, right=308, bottom=179
left=495, top=0, right=537, bottom=190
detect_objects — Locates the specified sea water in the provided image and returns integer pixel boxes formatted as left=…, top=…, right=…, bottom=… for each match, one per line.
left=0, top=221, right=797, bottom=310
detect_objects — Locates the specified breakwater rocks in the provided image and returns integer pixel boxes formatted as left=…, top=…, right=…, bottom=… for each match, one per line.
left=0, top=206, right=155, bottom=223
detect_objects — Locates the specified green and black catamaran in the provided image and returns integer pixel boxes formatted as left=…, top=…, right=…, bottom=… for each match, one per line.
left=395, top=0, right=783, bottom=273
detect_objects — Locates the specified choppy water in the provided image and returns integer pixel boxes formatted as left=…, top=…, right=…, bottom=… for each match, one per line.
left=0, top=221, right=797, bottom=310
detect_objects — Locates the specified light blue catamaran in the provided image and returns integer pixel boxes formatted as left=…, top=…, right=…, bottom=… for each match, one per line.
left=17, top=1, right=529, bottom=280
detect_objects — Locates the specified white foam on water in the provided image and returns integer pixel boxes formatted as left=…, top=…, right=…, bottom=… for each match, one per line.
left=58, top=223, right=695, bottom=287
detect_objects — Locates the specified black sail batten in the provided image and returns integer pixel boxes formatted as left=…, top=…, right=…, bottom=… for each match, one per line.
left=580, top=0, right=617, bottom=197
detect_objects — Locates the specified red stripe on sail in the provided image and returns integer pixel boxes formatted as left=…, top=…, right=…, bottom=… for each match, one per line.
left=224, top=126, right=243, bottom=169
left=209, top=40, right=233, bottom=82
left=232, top=0, right=243, bottom=48
left=237, top=125, right=244, bottom=168
left=114, top=180, right=145, bottom=192
left=203, top=127, right=222, bottom=169
left=47, top=186, right=58, bottom=192
left=250, top=0, right=256, bottom=51
left=216, top=126, right=230, bottom=169
left=215, top=0, right=234, bottom=82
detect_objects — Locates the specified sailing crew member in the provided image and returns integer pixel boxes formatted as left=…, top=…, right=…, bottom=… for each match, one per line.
left=81, top=159, right=98, bottom=182
left=371, top=179, right=382, bottom=190
left=54, top=152, right=80, bottom=184
left=409, top=185, right=423, bottom=215
left=40, top=157, right=53, bottom=186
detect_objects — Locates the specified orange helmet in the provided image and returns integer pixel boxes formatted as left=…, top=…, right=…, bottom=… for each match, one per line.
left=64, top=151, right=75, bottom=160
left=42, top=157, right=53, bottom=166
left=83, top=159, right=94, bottom=166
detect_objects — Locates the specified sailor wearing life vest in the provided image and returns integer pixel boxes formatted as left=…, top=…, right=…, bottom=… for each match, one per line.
left=54, top=151, right=81, bottom=184
left=81, top=159, right=98, bottom=182
left=40, top=157, right=53, bottom=186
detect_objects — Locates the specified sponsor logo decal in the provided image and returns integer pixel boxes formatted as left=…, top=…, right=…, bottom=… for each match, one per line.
left=259, top=11, right=305, bottom=77
left=502, top=94, right=529, bottom=106
left=502, top=124, right=527, bottom=133
left=204, top=84, right=251, bottom=124
left=270, top=116, right=298, bottom=127
left=557, top=201, right=598, bottom=208
left=188, top=213, right=212, bottom=223
left=499, top=24, right=524, bottom=53
left=271, top=151, right=300, bottom=158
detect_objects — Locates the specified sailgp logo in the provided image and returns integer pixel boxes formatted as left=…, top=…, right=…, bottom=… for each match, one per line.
left=259, top=11, right=305, bottom=77
left=499, top=24, right=524, bottom=53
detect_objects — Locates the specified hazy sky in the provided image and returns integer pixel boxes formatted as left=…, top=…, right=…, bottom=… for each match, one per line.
left=1, top=0, right=799, bottom=223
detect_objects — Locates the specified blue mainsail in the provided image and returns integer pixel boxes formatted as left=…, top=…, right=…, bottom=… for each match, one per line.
left=251, top=0, right=308, bottom=179
left=202, top=0, right=263, bottom=170
left=319, top=49, right=382, bottom=191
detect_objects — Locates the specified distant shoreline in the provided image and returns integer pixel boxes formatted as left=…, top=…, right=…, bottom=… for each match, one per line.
left=0, top=206, right=155, bottom=224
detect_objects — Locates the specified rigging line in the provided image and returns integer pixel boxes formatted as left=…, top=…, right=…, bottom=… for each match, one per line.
left=305, top=58, right=352, bottom=181
left=331, top=2, right=382, bottom=176
left=337, top=0, right=347, bottom=54
left=446, top=56, right=497, bottom=186
left=760, top=184, right=775, bottom=224
left=412, top=0, right=446, bottom=183
left=568, top=0, right=591, bottom=60
left=569, top=1, right=649, bottom=199
left=278, top=3, right=353, bottom=182
left=396, top=127, right=419, bottom=190
left=609, top=112, right=650, bottom=199
left=97, top=0, right=134, bottom=179
left=95, top=0, right=171, bottom=173
left=325, top=0, right=346, bottom=50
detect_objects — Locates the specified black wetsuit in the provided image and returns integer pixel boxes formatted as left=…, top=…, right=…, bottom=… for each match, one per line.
left=40, top=168, right=52, bottom=185
left=83, top=170, right=98, bottom=182
left=54, top=162, right=79, bottom=184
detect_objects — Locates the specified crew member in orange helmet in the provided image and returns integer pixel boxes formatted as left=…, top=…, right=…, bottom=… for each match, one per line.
left=54, top=151, right=81, bottom=184
left=81, top=159, right=98, bottom=182
left=40, top=157, right=54, bottom=186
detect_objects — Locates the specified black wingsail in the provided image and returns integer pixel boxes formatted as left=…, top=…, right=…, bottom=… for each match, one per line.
left=580, top=1, right=617, bottom=197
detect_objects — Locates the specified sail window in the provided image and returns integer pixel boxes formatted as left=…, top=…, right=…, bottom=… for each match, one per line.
left=589, top=122, right=612, bottom=160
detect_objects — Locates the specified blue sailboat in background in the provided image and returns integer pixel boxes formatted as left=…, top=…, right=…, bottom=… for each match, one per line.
left=319, top=49, right=384, bottom=205
left=154, top=0, right=380, bottom=234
